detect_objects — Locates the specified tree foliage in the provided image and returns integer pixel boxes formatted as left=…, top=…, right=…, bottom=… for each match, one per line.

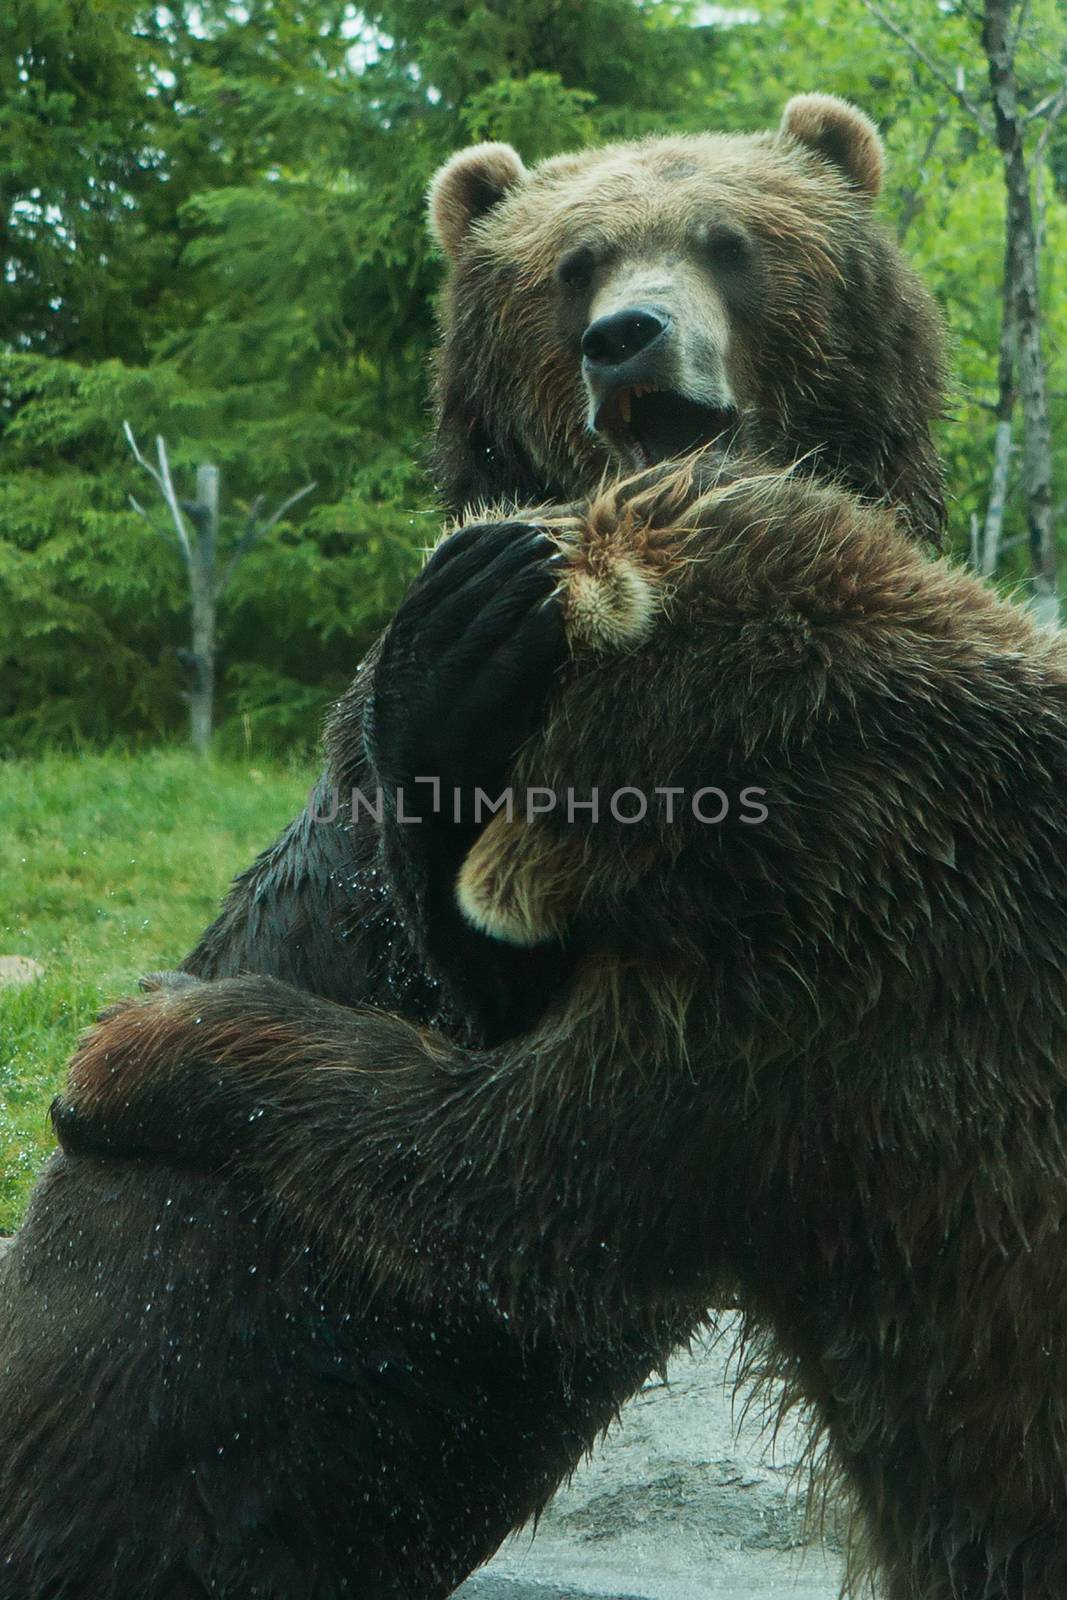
left=0, top=0, right=1064, bottom=753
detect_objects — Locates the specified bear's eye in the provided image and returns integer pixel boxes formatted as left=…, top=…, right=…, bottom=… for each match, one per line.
left=700, top=223, right=750, bottom=270
left=556, top=246, right=596, bottom=292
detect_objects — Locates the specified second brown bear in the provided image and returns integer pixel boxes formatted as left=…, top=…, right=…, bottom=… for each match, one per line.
left=68, top=454, right=1067, bottom=1600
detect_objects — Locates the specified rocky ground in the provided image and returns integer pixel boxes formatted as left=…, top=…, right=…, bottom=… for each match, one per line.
left=458, top=1317, right=846, bottom=1600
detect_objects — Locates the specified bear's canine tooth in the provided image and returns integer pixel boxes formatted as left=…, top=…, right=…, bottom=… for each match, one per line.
left=619, top=389, right=632, bottom=424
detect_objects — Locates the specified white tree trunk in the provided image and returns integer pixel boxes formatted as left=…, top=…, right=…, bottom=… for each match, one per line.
left=188, top=464, right=219, bottom=755
left=983, top=0, right=1058, bottom=622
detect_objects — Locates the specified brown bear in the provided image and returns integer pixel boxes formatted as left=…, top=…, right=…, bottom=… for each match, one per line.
left=0, top=95, right=952, bottom=1598
left=60, top=457, right=1067, bottom=1599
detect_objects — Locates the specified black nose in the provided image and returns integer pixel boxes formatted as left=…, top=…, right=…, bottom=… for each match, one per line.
left=581, top=307, right=669, bottom=367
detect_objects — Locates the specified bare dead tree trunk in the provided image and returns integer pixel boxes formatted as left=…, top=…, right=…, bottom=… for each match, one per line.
left=980, top=228, right=1018, bottom=577
left=187, top=465, right=219, bottom=755
left=859, top=0, right=1064, bottom=609
left=983, top=0, right=1058, bottom=621
left=124, top=425, right=315, bottom=755
left=895, top=108, right=950, bottom=242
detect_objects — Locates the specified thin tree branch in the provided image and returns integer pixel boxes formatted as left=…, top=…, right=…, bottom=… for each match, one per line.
left=256, top=481, right=317, bottom=539
left=121, top=421, right=165, bottom=495
left=154, top=435, right=191, bottom=557
left=1025, top=83, right=1067, bottom=125
left=983, top=0, right=1059, bottom=619
left=857, top=0, right=995, bottom=134
left=127, top=491, right=185, bottom=552
left=896, top=109, right=951, bottom=241
left=978, top=211, right=1017, bottom=579
left=1028, top=82, right=1067, bottom=178
left=241, top=495, right=266, bottom=540
left=122, top=421, right=192, bottom=566
left=216, top=481, right=316, bottom=597
left=1025, top=34, right=1067, bottom=83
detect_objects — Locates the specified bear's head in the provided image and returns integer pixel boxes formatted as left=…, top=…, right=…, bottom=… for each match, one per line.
left=428, top=94, right=946, bottom=545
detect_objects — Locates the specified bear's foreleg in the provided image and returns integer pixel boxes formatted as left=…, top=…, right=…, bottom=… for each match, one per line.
left=54, top=972, right=721, bottom=1333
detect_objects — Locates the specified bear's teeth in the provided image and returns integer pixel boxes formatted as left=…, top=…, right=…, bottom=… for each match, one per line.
left=619, top=389, right=632, bottom=424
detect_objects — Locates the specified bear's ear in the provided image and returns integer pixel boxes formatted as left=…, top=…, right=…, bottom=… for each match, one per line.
left=428, top=143, right=527, bottom=259
left=779, top=94, right=884, bottom=198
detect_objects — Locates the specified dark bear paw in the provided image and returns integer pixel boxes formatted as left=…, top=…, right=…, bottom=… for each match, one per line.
left=366, top=519, right=567, bottom=819
left=364, top=519, right=572, bottom=1043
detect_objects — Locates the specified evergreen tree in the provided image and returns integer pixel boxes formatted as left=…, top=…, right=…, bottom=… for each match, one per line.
left=0, top=0, right=1063, bottom=753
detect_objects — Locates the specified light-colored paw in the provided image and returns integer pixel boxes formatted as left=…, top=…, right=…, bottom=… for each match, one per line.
left=456, top=814, right=582, bottom=946
left=543, top=496, right=663, bottom=654
left=562, top=550, right=658, bottom=652
left=454, top=470, right=692, bottom=941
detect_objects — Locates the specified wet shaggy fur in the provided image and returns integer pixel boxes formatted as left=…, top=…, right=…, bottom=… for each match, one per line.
left=0, top=97, right=954, bottom=1599
left=58, top=457, right=1067, bottom=1599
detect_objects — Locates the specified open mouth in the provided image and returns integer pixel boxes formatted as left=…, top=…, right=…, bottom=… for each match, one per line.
left=594, top=386, right=739, bottom=469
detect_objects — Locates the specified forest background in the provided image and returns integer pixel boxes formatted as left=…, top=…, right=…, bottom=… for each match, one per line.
left=2, top=0, right=1065, bottom=757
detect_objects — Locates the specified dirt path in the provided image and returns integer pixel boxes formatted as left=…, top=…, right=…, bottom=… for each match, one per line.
left=458, top=1317, right=845, bottom=1600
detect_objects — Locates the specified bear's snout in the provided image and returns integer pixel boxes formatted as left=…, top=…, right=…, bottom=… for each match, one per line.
left=582, top=305, right=671, bottom=369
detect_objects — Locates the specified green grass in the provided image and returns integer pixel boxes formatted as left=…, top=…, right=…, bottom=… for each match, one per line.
left=0, top=750, right=315, bottom=1231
